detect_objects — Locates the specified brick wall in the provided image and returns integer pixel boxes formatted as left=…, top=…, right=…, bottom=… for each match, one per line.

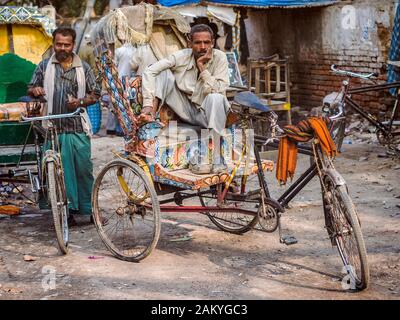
left=245, top=0, right=397, bottom=114
left=291, top=51, right=386, bottom=113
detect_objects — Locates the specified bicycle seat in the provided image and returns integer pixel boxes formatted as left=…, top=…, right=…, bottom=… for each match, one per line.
left=233, top=91, right=271, bottom=113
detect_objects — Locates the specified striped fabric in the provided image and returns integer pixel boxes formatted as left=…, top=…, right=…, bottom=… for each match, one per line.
left=276, top=117, right=336, bottom=184
left=29, top=57, right=101, bottom=133
left=232, top=11, right=241, bottom=62
left=86, top=102, right=102, bottom=134
left=388, top=3, right=400, bottom=96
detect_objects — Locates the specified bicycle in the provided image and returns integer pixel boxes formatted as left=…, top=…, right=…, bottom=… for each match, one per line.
left=21, top=107, right=84, bottom=254
left=325, top=64, right=400, bottom=154
left=258, top=110, right=369, bottom=290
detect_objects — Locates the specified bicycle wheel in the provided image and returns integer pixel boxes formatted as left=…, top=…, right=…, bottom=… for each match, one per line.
left=199, top=182, right=260, bottom=234
left=322, top=173, right=369, bottom=290
left=92, top=159, right=160, bottom=262
left=46, top=161, right=69, bottom=254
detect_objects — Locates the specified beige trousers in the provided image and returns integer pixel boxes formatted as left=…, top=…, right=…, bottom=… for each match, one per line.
left=154, top=70, right=230, bottom=136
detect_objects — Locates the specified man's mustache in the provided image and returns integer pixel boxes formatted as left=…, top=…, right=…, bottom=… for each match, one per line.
left=56, top=51, right=71, bottom=61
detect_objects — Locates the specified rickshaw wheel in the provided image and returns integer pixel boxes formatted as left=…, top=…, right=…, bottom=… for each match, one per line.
left=199, top=183, right=259, bottom=234
left=47, top=161, right=69, bottom=254
left=92, top=159, right=161, bottom=262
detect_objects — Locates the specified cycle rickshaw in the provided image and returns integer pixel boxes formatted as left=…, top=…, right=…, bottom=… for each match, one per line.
left=0, top=5, right=75, bottom=254
left=90, top=4, right=369, bottom=291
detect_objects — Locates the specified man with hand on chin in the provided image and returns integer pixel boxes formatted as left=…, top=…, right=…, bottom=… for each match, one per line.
left=141, top=24, right=230, bottom=174
left=27, top=26, right=101, bottom=225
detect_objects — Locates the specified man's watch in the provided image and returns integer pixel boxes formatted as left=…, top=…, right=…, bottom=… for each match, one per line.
left=79, top=98, right=84, bottom=106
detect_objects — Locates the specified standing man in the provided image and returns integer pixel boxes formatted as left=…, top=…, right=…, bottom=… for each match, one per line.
left=140, top=24, right=230, bottom=173
left=28, top=27, right=101, bottom=225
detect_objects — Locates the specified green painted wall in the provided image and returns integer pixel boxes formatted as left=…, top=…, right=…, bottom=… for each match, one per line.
left=0, top=53, right=37, bottom=103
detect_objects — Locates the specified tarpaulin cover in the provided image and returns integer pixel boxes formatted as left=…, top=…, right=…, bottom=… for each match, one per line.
left=158, top=0, right=338, bottom=8
left=388, top=3, right=400, bottom=96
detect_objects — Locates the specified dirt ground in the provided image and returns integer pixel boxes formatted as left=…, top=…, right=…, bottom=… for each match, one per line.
left=0, top=126, right=399, bottom=300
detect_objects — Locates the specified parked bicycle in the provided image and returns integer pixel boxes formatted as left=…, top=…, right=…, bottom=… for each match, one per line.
left=20, top=106, right=84, bottom=254
left=325, top=64, right=400, bottom=155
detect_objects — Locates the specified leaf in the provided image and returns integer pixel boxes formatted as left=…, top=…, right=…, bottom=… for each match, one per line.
left=23, top=255, right=37, bottom=262
left=169, top=235, right=192, bottom=242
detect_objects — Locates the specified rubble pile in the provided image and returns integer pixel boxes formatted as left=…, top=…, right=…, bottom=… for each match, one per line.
left=0, top=182, right=29, bottom=215
left=342, top=114, right=380, bottom=145
left=0, top=182, right=13, bottom=198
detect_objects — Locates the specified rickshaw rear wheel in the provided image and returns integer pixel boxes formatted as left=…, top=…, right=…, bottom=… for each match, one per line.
left=198, top=183, right=259, bottom=234
left=92, top=159, right=161, bottom=262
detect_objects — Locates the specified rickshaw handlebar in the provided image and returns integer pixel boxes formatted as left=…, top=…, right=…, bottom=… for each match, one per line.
left=20, top=108, right=84, bottom=122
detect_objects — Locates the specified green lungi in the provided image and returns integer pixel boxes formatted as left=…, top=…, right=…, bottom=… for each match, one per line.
left=58, top=133, right=94, bottom=215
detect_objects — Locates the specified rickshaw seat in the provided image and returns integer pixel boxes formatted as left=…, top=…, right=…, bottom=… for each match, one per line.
left=153, top=160, right=274, bottom=190
left=233, top=91, right=271, bottom=113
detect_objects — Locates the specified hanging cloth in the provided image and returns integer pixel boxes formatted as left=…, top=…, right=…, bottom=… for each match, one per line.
left=239, top=12, right=249, bottom=65
left=232, top=11, right=241, bottom=62
left=388, top=4, right=400, bottom=96
left=276, top=117, right=337, bottom=185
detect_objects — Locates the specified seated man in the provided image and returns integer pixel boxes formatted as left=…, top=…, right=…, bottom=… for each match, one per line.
left=140, top=24, right=230, bottom=173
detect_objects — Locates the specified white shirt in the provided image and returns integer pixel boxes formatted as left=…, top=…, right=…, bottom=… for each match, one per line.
left=142, top=48, right=229, bottom=107
left=129, top=43, right=158, bottom=76
left=115, top=43, right=135, bottom=77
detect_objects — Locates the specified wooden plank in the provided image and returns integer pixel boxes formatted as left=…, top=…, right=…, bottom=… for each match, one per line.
left=267, top=81, right=287, bottom=86
left=266, top=92, right=288, bottom=100
left=247, top=59, right=252, bottom=90
left=255, top=67, right=261, bottom=94
left=6, top=24, right=14, bottom=54
left=276, top=65, right=281, bottom=93
left=258, top=93, right=276, bottom=98
left=285, top=62, right=291, bottom=103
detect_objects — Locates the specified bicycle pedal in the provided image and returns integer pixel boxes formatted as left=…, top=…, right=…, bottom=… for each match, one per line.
left=280, top=235, right=298, bottom=245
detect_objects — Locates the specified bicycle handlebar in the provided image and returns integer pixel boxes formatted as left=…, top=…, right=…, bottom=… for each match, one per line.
left=264, top=108, right=343, bottom=145
left=330, top=64, right=378, bottom=80
left=20, top=108, right=84, bottom=122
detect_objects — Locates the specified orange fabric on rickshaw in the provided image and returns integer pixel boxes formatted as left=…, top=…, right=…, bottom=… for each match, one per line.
left=276, top=117, right=337, bottom=185
left=0, top=205, right=20, bottom=215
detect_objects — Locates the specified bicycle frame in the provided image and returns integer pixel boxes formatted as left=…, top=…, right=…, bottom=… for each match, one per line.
left=343, top=81, right=400, bottom=134
left=20, top=108, right=83, bottom=196
left=40, top=123, right=63, bottom=189
left=155, top=128, right=321, bottom=220
left=254, top=136, right=317, bottom=209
